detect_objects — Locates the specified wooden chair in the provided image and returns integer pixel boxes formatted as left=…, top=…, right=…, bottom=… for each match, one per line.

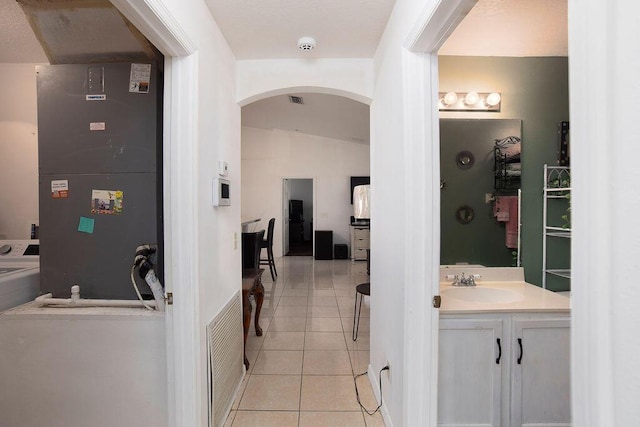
left=260, top=218, right=278, bottom=281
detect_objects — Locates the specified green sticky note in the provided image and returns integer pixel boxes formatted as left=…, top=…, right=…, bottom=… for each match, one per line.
left=78, top=216, right=95, bottom=234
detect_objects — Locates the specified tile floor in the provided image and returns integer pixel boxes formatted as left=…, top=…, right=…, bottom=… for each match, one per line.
left=225, top=256, right=385, bottom=426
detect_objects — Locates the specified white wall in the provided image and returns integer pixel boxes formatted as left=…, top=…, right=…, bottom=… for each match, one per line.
left=237, top=59, right=374, bottom=106
left=241, top=126, right=369, bottom=256
left=0, top=64, right=41, bottom=239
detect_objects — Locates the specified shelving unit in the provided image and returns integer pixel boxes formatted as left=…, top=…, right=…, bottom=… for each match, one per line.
left=494, top=146, right=521, bottom=194
left=542, top=164, right=571, bottom=289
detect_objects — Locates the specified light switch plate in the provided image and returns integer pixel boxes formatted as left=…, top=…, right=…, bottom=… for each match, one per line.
left=218, top=161, right=229, bottom=177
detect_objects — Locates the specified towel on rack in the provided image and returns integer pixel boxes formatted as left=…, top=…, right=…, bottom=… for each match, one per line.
left=493, top=196, right=512, bottom=222
left=494, top=196, right=519, bottom=248
left=505, top=196, right=519, bottom=249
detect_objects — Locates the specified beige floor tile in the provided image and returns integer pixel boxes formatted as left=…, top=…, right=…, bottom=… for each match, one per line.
left=245, top=334, right=266, bottom=351
left=282, top=288, right=310, bottom=296
left=238, top=375, right=301, bottom=411
left=308, top=295, right=338, bottom=306
left=362, top=411, right=386, bottom=427
left=274, top=305, right=308, bottom=317
left=307, top=305, right=340, bottom=318
left=232, top=410, right=299, bottom=427
left=345, top=331, right=370, bottom=351
left=342, top=316, right=370, bottom=333
left=244, top=350, right=260, bottom=375
left=307, top=289, right=335, bottom=297
left=354, top=373, right=380, bottom=410
left=278, top=296, right=309, bottom=306
left=267, top=316, right=307, bottom=332
left=262, top=331, right=305, bottom=350
left=299, top=411, right=365, bottom=427
left=303, top=350, right=353, bottom=375
left=224, top=410, right=236, bottom=426
left=231, top=374, right=249, bottom=410
left=349, top=350, right=370, bottom=375
left=334, top=288, right=355, bottom=296
left=300, top=375, right=361, bottom=411
left=305, top=332, right=348, bottom=350
left=252, top=350, right=304, bottom=375
left=306, top=317, right=344, bottom=332
left=311, top=281, right=334, bottom=289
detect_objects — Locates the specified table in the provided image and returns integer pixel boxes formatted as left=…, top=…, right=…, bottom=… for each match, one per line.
left=241, top=218, right=261, bottom=232
left=241, top=268, right=264, bottom=369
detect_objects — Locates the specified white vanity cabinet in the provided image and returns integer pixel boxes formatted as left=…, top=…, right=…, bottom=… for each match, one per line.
left=349, top=225, right=369, bottom=261
left=439, top=318, right=504, bottom=426
left=511, top=318, right=571, bottom=427
left=438, top=313, right=571, bottom=427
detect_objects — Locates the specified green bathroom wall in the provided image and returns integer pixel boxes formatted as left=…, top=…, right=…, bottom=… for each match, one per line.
left=439, top=56, right=570, bottom=290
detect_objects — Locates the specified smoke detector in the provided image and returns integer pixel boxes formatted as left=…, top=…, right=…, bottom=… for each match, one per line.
left=298, top=37, right=316, bottom=51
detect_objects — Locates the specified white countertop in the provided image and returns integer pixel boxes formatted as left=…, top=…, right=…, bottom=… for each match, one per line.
left=440, top=280, right=571, bottom=314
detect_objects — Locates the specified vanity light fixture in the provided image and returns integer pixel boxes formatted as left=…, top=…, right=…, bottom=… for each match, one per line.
left=439, top=91, right=502, bottom=112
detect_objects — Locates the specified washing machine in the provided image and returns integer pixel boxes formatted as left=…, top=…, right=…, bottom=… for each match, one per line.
left=0, top=240, right=40, bottom=312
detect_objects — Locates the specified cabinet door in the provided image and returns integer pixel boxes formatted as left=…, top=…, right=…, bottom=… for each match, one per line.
left=439, top=318, right=504, bottom=427
left=511, top=318, right=571, bottom=427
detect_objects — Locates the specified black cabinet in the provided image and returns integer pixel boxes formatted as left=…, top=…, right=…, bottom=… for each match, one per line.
left=314, top=230, right=333, bottom=260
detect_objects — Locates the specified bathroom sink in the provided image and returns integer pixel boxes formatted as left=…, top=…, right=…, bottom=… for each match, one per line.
left=441, top=286, right=523, bottom=303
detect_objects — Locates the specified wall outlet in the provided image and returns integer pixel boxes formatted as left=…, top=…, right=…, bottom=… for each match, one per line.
left=233, top=232, right=238, bottom=250
left=383, top=360, right=391, bottom=382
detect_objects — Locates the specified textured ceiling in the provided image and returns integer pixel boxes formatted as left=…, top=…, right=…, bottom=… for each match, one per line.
left=0, top=0, right=47, bottom=63
left=440, top=0, right=568, bottom=57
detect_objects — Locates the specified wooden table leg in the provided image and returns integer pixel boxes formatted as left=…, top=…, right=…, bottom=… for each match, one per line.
left=242, top=288, right=252, bottom=369
left=254, top=275, right=264, bottom=336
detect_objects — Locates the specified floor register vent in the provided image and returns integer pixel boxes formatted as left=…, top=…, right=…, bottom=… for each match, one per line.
left=207, top=291, right=244, bottom=427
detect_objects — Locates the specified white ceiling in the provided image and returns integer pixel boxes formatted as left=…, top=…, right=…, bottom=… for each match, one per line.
left=0, top=0, right=567, bottom=144
left=204, top=0, right=396, bottom=60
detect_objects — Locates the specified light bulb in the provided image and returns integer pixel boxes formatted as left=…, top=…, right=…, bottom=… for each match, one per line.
left=443, top=92, right=458, bottom=106
left=464, top=91, right=480, bottom=106
left=486, top=92, right=501, bottom=107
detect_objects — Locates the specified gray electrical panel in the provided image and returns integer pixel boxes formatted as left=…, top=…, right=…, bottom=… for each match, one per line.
left=37, top=62, right=163, bottom=299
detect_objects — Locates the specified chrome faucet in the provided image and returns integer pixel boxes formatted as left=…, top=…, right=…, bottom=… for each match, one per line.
left=452, top=273, right=477, bottom=287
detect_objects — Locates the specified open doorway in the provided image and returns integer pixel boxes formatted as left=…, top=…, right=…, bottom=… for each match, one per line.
left=283, top=178, right=314, bottom=256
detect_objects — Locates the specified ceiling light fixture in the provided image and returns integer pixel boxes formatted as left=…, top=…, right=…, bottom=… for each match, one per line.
left=298, top=36, right=316, bottom=51
left=438, top=92, right=502, bottom=112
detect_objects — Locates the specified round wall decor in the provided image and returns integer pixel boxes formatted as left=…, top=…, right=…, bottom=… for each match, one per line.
left=456, top=150, right=475, bottom=170
left=455, top=205, right=475, bottom=224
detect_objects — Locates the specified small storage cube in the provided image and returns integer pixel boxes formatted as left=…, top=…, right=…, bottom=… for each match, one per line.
left=334, top=244, right=348, bottom=259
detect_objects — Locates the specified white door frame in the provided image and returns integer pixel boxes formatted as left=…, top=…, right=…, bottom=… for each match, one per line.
left=400, top=1, right=477, bottom=425
left=108, top=1, right=199, bottom=426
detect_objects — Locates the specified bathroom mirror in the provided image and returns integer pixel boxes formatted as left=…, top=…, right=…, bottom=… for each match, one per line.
left=440, top=119, right=522, bottom=266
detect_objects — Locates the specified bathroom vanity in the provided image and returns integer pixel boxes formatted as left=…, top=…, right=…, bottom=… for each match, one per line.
left=438, top=267, right=571, bottom=427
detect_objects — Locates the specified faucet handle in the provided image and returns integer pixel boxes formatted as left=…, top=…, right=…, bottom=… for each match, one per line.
left=452, top=274, right=460, bottom=286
